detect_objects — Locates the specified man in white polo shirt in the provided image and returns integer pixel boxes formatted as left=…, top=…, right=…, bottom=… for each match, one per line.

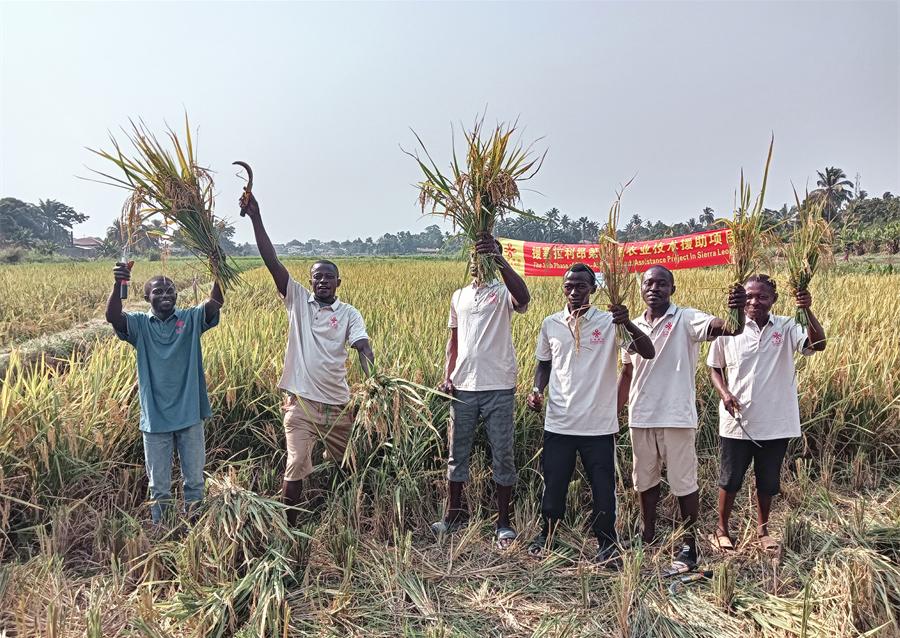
left=242, top=193, right=374, bottom=525
left=708, top=274, right=826, bottom=553
left=526, top=264, right=654, bottom=567
left=433, top=233, right=531, bottom=549
left=617, top=265, right=745, bottom=571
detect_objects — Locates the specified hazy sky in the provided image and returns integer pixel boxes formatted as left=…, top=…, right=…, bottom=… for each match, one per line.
left=1, top=1, right=897, bottom=245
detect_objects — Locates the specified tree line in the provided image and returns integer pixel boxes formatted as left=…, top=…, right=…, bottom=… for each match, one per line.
left=0, top=198, right=88, bottom=252
left=2, top=167, right=897, bottom=259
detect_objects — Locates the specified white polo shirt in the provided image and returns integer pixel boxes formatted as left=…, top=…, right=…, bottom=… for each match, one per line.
left=623, top=303, right=715, bottom=429
left=278, top=277, right=369, bottom=405
left=448, top=281, right=525, bottom=391
left=536, top=306, right=622, bottom=436
left=707, top=314, right=815, bottom=440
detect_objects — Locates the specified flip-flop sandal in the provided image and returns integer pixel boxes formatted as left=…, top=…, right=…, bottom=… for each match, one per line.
left=758, top=535, right=780, bottom=554
left=709, top=532, right=735, bottom=553
left=430, top=518, right=466, bottom=536
left=495, top=526, right=517, bottom=550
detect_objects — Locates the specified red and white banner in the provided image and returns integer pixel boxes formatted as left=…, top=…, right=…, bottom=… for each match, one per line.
left=498, top=229, right=732, bottom=277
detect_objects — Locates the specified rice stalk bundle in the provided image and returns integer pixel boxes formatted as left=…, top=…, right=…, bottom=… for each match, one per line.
left=597, top=181, right=637, bottom=347
left=119, top=189, right=144, bottom=256
left=148, top=472, right=305, bottom=638
left=349, top=371, right=440, bottom=450
left=786, top=187, right=833, bottom=329
left=88, top=115, right=241, bottom=289
left=721, top=136, right=774, bottom=332
left=163, top=548, right=294, bottom=638
left=183, top=471, right=305, bottom=574
left=407, top=114, right=545, bottom=284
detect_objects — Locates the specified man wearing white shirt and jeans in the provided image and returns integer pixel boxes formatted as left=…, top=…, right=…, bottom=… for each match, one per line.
left=526, top=264, right=654, bottom=567
left=618, top=265, right=745, bottom=570
left=433, top=234, right=531, bottom=549
left=242, top=193, right=375, bottom=525
left=708, top=274, right=826, bottom=553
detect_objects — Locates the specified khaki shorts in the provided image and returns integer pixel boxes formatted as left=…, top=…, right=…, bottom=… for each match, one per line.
left=283, top=394, right=354, bottom=481
left=630, top=427, right=698, bottom=496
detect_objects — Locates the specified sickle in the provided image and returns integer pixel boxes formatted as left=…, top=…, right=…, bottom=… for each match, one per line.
left=233, top=161, right=254, bottom=215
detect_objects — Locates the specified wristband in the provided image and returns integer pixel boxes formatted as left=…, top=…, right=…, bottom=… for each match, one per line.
left=532, top=386, right=542, bottom=395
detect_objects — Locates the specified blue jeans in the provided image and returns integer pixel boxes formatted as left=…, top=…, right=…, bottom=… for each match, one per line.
left=142, top=422, right=206, bottom=522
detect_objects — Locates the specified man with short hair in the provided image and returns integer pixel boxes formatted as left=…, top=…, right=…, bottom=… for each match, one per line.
left=707, top=274, right=826, bottom=553
left=433, top=233, right=531, bottom=549
left=242, top=194, right=374, bottom=525
left=527, top=264, right=654, bottom=567
left=617, top=265, right=745, bottom=571
left=106, top=261, right=223, bottom=523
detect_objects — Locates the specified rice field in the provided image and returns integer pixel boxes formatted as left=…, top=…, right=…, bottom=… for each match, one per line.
left=0, top=259, right=261, bottom=348
left=1, top=259, right=898, bottom=637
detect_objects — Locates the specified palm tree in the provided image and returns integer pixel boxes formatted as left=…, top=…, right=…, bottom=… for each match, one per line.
left=576, top=216, right=592, bottom=242
left=686, top=217, right=701, bottom=233
left=700, top=207, right=715, bottom=227
left=558, top=215, right=572, bottom=242
left=812, top=167, right=854, bottom=222
left=545, top=208, right=561, bottom=228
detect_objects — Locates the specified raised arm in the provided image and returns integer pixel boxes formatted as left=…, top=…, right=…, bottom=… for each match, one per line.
left=707, top=285, right=747, bottom=338
left=351, top=338, right=375, bottom=376
left=526, top=359, right=552, bottom=412
left=241, top=193, right=289, bottom=297
left=106, top=262, right=130, bottom=334
left=617, top=361, right=633, bottom=413
left=476, top=234, right=530, bottom=310
left=796, top=290, right=826, bottom=351
left=439, top=328, right=458, bottom=395
left=204, top=278, right=224, bottom=325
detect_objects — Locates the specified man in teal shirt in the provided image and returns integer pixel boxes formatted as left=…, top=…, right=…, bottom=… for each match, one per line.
left=106, top=261, right=223, bottom=523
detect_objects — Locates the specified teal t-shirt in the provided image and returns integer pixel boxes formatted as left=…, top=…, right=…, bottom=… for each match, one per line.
left=116, top=305, right=219, bottom=433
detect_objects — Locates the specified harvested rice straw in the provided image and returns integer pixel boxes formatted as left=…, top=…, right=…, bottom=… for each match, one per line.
left=786, top=187, right=833, bottom=328
left=407, top=114, right=545, bottom=284
left=89, top=115, right=241, bottom=289
left=117, top=191, right=143, bottom=299
left=566, top=310, right=584, bottom=353
left=345, top=370, right=443, bottom=470
left=721, top=136, right=774, bottom=333
left=596, top=179, right=638, bottom=347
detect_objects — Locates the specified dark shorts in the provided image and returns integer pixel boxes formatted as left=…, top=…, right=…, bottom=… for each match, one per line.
left=718, top=437, right=789, bottom=496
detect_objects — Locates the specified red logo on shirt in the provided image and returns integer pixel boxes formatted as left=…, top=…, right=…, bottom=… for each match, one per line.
left=486, top=291, right=499, bottom=305
left=661, top=321, right=674, bottom=338
left=175, top=319, right=185, bottom=335
left=591, top=328, right=605, bottom=344
left=329, top=316, right=339, bottom=330
left=772, top=331, right=783, bottom=346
